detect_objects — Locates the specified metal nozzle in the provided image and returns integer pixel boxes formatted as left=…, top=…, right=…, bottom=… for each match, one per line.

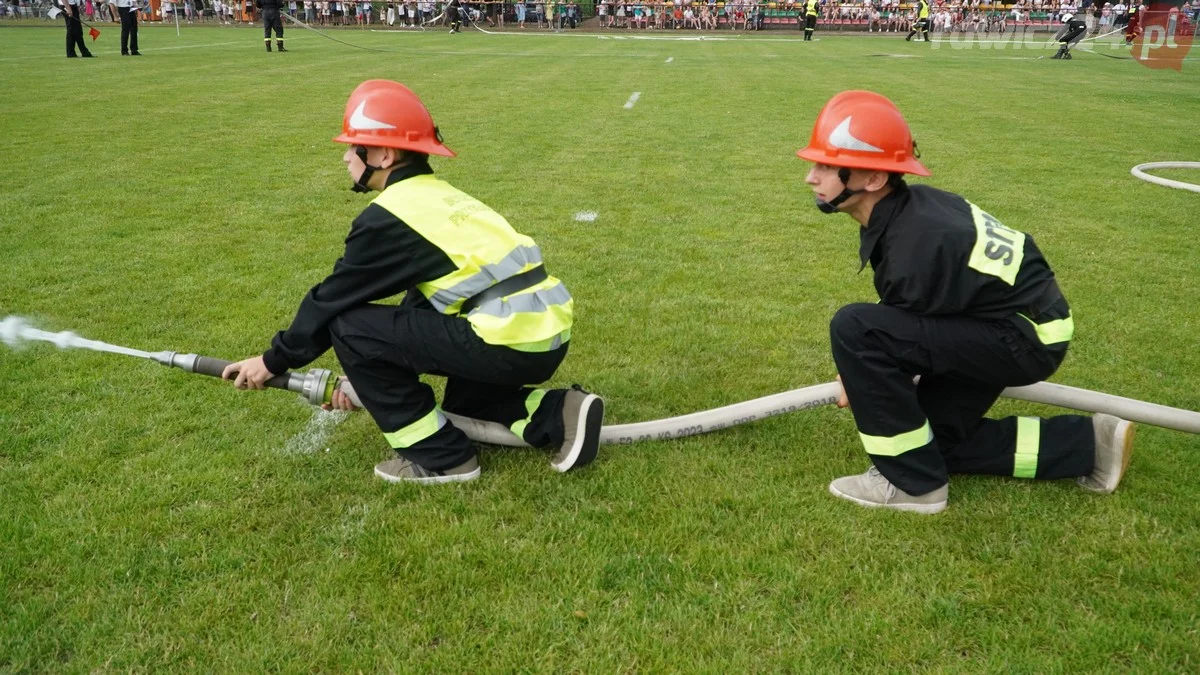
left=150, top=351, right=197, bottom=370
left=302, top=368, right=334, bottom=407
left=153, top=351, right=336, bottom=406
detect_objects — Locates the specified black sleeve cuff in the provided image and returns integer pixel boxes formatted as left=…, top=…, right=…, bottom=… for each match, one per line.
left=261, top=348, right=291, bottom=376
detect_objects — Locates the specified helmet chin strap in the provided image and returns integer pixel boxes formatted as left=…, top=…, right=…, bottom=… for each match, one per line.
left=351, top=146, right=381, bottom=193
left=814, top=167, right=860, bottom=215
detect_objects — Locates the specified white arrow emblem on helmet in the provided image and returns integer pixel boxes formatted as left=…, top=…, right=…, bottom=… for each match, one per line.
left=349, top=101, right=397, bottom=131
left=828, top=116, right=883, bottom=153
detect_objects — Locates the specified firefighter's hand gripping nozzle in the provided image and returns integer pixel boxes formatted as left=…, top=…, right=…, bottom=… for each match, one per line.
left=152, top=351, right=341, bottom=407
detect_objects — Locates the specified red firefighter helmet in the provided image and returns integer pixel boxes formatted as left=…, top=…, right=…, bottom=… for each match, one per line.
left=797, top=90, right=930, bottom=177
left=332, top=79, right=456, bottom=157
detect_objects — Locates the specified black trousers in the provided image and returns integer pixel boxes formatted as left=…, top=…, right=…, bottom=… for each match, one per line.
left=908, top=17, right=930, bottom=39
left=830, top=303, right=1094, bottom=495
left=1060, top=20, right=1087, bottom=46
left=262, top=7, right=284, bottom=40
left=330, top=294, right=569, bottom=471
left=63, top=11, right=91, bottom=57
left=119, top=6, right=139, bottom=54
left=804, top=14, right=816, bottom=37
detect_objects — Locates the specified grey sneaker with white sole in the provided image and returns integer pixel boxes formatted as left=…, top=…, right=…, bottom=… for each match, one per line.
left=551, top=387, right=604, bottom=472
left=1077, top=414, right=1135, bottom=494
left=374, top=455, right=480, bottom=484
left=829, top=466, right=948, bottom=515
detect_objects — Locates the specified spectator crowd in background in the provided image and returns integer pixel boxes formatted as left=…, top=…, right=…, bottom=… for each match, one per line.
left=4, top=0, right=1197, bottom=35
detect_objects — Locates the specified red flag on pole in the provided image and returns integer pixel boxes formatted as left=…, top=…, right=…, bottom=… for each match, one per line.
left=89, top=26, right=101, bottom=41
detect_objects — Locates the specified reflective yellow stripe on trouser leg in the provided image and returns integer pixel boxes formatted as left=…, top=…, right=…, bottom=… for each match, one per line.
left=383, top=408, right=448, bottom=449
left=510, top=389, right=547, bottom=441
left=859, top=420, right=934, bottom=457
left=1013, top=416, right=1040, bottom=478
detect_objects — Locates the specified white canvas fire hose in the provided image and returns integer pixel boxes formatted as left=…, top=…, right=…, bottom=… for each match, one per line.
left=337, top=379, right=1200, bottom=444
left=3, top=316, right=1196, bottom=442
left=1130, top=162, right=1200, bottom=193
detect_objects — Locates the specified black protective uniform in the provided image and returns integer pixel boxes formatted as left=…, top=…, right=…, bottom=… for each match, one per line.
left=1052, top=16, right=1088, bottom=59
left=261, top=161, right=572, bottom=472
left=906, top=0, right=931, bottom=41
left=257, top=0, right=286, bottom=51
left=449, top=0, right=469, bottom=31
left=830, top=183, right=1095, bottom=496
left=803, top=0, right=818, bottom=40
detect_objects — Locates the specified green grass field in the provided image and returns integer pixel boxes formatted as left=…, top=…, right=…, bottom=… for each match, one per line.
left=2, top=23, right=1199, bottom=672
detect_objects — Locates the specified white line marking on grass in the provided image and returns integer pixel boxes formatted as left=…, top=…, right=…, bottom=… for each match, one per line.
left=666, top=56, right=673, bottom=62
left=930, top=38, right=1063, bottom=44
left=366, top=28, right=813, bottom=42
left=629, top=34, right=734, bottom=41
left=0, top=35, right=310, bottom=61
left=373, top=47, right=656, bottom=58
left=371, top=27, right=600, bottom=37
left=623, top=92, right=641, bottom=109
left=723, top=36, right=819, bottom=42
left=141, top=36, right=308, bottom=51
left=574, top=211, right=598, bottom=222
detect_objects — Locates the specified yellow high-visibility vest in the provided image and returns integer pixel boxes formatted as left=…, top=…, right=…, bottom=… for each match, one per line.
left=373, top=175, right=573, bottom=352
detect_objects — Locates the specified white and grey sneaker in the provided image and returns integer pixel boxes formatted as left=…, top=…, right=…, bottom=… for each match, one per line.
left=1078, top=414, right=1135, bottom=494
left=829, top=466, right=948, bottom=515
left=551, top=386, right=604, bottom=473
left=374, top=455, right=480, bottom=484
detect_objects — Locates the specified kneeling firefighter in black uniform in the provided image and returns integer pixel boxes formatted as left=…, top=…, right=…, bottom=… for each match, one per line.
left=224, top=80, right=605, bottom=484
left=795, top=90, right=1135, bottom=514
left=1052, top=12, right=1088, bottom=59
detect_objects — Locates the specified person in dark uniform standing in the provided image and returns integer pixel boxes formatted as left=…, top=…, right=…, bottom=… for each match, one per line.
left=59, top=0, right=95, bottom=58
left=447, top=0, right=465, bottom=32
left=906, top=0, right=930, bottom=41
left=802, top=0, right=819, bottom=40
left=1051, top=12, right=1088, bottom=59
left=1124, top=1, right=1144, bottom=45
left=116, top=0, right=141, bottom=56
left=223, top=80, right=605, bottom=484
left=796, top=91, right=1134, bottom=514
left=257, top=0, right=286, bottom=51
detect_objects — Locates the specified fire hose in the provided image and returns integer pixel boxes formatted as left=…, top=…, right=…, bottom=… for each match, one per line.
left=3, top=317, right=1196, bottom=442
left=152, top=352, right=1200, bottom=441
left=1130, top=162, right=1200, bottom=194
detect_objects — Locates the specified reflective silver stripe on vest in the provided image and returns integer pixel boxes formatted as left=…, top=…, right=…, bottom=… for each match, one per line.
left=428, top=245, right=544, bottom=313
left=470, top=281, right=572, bottom=318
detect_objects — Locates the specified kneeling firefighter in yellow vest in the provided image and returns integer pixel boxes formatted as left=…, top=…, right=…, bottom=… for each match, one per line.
left=224, top=79, right=604, bottom=484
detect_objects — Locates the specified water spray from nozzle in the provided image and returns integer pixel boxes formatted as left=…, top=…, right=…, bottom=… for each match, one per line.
left=1, top=315, right=154, bottom=358
left=0, top=314, right=362, bottom=408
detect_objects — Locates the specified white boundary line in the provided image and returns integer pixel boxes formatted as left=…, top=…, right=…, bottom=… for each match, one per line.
left=143, top=35, right=310, bottom=51
left=9, top=27, right=1197, bottom=62
left=0, top=35, right=309, bottom=62
left=623, top=91, right=641, bottom=109
left=376, top=26, right=600, bottom=37
left=369, top=27, right=833, bottom=43
left=333, top=46, right=663, bottom=58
